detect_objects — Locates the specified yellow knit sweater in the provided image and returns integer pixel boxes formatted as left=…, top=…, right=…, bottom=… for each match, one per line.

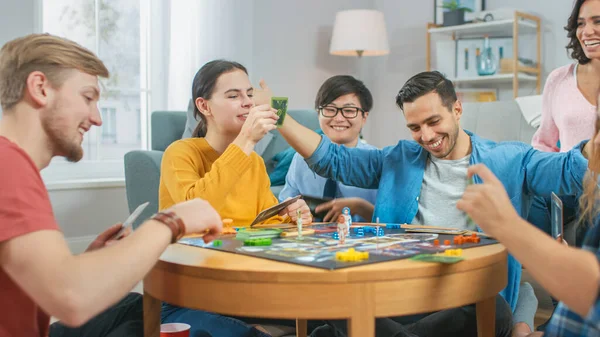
left=158, top=138, right=285, bottom=227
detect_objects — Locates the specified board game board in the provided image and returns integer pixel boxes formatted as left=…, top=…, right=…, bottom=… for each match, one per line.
left=178, top=223, right=497, bottom=270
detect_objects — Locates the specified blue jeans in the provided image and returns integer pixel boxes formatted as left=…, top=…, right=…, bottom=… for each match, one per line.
left=161, top=303, right=300, bottom=337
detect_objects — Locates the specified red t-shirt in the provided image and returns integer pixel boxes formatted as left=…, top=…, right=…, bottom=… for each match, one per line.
left=0, top=136, right=60, bottom=337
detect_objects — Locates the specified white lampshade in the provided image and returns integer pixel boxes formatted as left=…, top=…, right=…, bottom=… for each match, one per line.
left=330, top=9, right=390, bottom=57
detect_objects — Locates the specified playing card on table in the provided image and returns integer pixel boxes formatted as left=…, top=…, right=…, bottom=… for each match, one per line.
left=410, top=254, right=464, bottom=264
left=271, top=97, right=288, bottom=127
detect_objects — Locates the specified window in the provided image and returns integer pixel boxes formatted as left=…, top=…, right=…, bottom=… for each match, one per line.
left=40, top=0, right=150, bottom=181
left=101, top=107, right=117, bottom=143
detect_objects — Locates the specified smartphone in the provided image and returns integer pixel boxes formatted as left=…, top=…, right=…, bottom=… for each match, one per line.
left=550, top=192, right=563, bottom=242
left=112, top=202, right=150, bottom=240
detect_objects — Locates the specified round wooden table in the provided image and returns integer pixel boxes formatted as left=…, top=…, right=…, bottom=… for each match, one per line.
left=143, top=243, right=507, bottom=337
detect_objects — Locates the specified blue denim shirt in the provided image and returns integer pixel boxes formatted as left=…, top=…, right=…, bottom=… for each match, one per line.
left=305, top=130, right=588, bottom=311
left=279, top=141, right=378, bottom=222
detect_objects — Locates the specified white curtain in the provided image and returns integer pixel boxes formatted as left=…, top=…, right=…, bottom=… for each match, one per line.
left=166, top=0, right=254, bottom=111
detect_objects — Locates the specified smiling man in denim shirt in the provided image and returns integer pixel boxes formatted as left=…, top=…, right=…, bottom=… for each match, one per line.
left=278, top=71, right=592, bottom=337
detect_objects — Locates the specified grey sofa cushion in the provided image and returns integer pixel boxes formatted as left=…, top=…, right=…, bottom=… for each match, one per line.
left=124, top=150, right=163, bottom=228
left=151, top=111, right=187, bottom=152
left=461, top=101, right=536, bottom=144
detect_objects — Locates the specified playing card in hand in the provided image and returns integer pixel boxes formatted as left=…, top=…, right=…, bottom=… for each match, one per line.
left=271, top=97, right=288, bottom=127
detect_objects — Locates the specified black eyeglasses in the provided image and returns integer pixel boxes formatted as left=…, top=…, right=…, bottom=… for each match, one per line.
left=318, top=105, right=364, bottom=119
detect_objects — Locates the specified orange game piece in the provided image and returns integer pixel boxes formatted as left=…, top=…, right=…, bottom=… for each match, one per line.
left=471, top=233, right=477, bottom=238
left=444, top=239, right=450, bottom=246
left=221, top=227, right=237, bottom=235
left=433, top=239, right=440, bottom=246
left=474, top=237, right=481, bottom=243
left=453, top=235, right=463, bottom=245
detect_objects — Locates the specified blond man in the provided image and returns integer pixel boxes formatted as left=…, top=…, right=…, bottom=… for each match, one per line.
left=0, top=34, right=223, bottom=337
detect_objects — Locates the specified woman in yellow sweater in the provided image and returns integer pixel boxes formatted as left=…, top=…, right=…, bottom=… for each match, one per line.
left=159, top=60, right=315, bottom=337
left=159, top=60, right=311, bottom=227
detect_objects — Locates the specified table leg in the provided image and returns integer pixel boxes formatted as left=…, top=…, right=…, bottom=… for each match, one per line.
left=476, top=295, right=496, bottom=337
left=296, top=318, right=308, bottom=337
left=349, top=315, right=375, bottom=337
left=144, top=290, right=161, bottom=337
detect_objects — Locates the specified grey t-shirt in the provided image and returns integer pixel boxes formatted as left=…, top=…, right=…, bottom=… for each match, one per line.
left=412, top=154, right=471, bottom=229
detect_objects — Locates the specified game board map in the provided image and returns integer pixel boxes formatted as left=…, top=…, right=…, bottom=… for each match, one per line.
left=178, top=223, right=498, bottom=270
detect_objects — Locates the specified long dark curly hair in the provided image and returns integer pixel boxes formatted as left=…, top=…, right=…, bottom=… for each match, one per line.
left=565, top=0, right=591, bottom=64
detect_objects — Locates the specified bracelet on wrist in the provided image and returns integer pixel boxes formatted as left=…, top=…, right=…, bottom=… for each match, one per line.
left=151, top=211, right=186, bottom=243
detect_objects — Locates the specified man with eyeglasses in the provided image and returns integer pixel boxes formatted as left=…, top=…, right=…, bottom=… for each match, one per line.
left=278, top=75, right=377, bottom=223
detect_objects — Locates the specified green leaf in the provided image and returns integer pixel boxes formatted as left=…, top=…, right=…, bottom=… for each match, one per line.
left=439, top=0, right=473, bottom=12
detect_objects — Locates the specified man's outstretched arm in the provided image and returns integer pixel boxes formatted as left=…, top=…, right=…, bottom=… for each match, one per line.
left=279, top=114, right=323, bottom=158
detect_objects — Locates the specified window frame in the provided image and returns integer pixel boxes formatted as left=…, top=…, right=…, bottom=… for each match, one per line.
left=35, top=0, right=153, bottom=186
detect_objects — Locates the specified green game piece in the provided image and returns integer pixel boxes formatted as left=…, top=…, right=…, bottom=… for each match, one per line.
left=243, top=238, right=272, bottom=246
left=236, top=228, right=282, bottom=240
left=410, top=254, right=464, bottom=264
left=271, top=97, right=288, bottom=127
left=213, top=240, right=222, bottom=247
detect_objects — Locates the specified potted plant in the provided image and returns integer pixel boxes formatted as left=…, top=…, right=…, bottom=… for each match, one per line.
left=440, top=0, right=472, bottom=27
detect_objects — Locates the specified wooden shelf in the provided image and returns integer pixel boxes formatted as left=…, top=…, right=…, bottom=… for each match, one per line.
left=426, top=11, right=542, bottom=98
left=428, top=19, right=538, bottom=38
left=449, top=73, right=538, bottom=85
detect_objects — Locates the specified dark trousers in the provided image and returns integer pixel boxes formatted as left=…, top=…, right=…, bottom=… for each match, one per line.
left=162, top=302, right=325, bottom=337
left=320, top=294, right=512, bottom=337
left=49, top=293, right=143, bottom=337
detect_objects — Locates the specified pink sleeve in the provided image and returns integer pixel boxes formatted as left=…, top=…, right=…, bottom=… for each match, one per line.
left=531, top=72, right=560, bottom=152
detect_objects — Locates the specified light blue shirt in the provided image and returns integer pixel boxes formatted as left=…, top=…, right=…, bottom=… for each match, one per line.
left=305, top=130, right=588, bottom=311
left=279, top=141, right=378, bottom=222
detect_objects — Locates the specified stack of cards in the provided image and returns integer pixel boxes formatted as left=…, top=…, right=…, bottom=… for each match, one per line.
left=271, top=97, right=288, bottom=127
left=235, top=228, right=282, bottom=241
left=250, top=195, right=301, bottom=227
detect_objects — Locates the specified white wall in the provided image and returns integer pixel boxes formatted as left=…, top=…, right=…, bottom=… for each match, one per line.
left=251, top=0, right=377, bottom=111
left=362, top=0, right=436, bottom=147
left=48, top=186, right=130, bottom=246
left=0, top=0, right=37, bottom=47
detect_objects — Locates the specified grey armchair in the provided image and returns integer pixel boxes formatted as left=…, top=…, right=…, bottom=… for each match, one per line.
left=124, top=111, right=186, bottom=228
